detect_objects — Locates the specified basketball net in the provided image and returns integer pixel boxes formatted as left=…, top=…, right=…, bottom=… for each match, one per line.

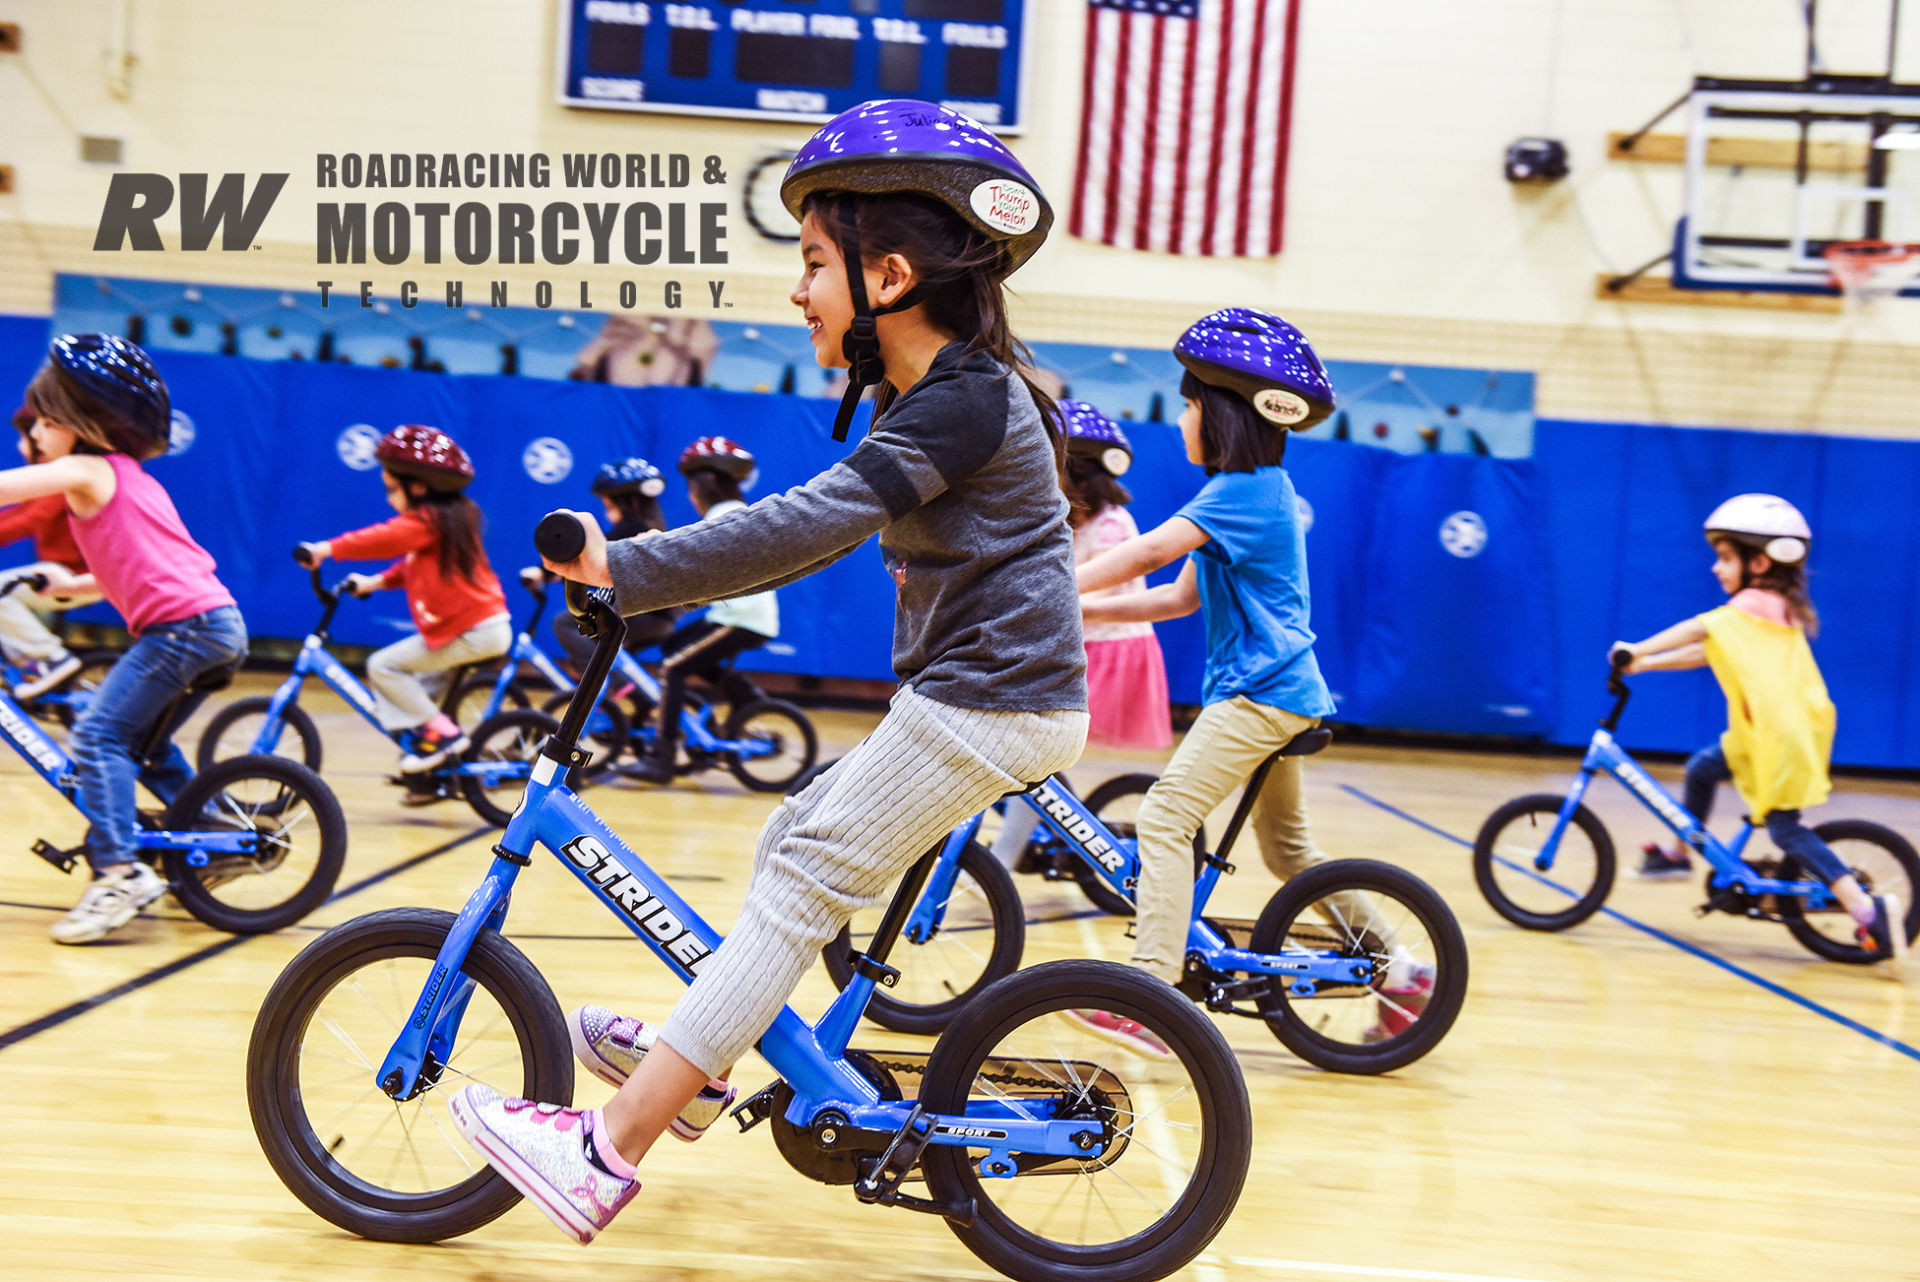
left=1823, top=241, right=1920, bottom=314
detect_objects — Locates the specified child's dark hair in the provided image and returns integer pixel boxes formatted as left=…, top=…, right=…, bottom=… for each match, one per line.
left=686, top=468, right=744, bottom=512
left=391, top=472, right=487, bottom=582
left=1062, top=457, right=1132, bottom=527
left=606, top=489, right=668, bottom=533
left=1717, top=537, right=1821, bottom=638
left=803, top=192, right=1062, bottom=459
left=23, top=366, right=126, bottom=457
left=1179, top=371, right=1288, bottom=474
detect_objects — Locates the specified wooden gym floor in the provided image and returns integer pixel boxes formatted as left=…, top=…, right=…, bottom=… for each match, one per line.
left=2, top=674, right=1917, bottom=1282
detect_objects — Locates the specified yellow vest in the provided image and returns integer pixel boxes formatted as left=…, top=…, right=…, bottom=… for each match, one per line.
left=1699, top=604, right=1834, bottom=815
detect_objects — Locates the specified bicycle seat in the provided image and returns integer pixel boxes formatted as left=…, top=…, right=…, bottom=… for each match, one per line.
left=187, top=664, right=239, bottom=697
left=1278, top=729, right=1333, bottom=758
left=136, top=662, right=241, bottom=760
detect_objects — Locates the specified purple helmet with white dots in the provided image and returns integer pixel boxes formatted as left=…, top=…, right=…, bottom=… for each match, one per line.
left=780, top=98, right=1052, bottom=271
left=1174, top=308, right=1335, bottom=432
left=44, top=333, right=172, bottom=460
left=781, top=99, right=1053, bottom=444
left=1059, top=400, right=1132, bottom=477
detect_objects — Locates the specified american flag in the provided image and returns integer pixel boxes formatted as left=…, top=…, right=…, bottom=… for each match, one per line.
left=1069, top=0, right=1303, bottom=258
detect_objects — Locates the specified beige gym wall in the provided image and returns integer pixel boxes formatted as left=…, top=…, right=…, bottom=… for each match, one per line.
left=3, top=0, right=1919, bottom=435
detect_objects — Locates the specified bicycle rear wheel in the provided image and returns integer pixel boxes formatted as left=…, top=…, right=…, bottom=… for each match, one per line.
left=919, top=959, right=1251, bottom=1282
left=1779, top=819, right=1920, bottom=963
left=247, top=907, right=572, bottom=1243
left=162, top=754, right=346, bottom=934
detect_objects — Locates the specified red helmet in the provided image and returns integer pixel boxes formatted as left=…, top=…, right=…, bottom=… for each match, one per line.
left=376, top=424, right=474, bottom=492
left=678, top=435, right=755, bottom=482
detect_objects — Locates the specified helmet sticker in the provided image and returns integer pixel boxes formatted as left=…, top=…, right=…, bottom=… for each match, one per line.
left=970, top=179, right=1041, bottom=235
left=641, top=476, right=666, bottom=498
left=1100, top=446, right=1132, bottom=477
left=1252, top=387, right=1310, bottom=425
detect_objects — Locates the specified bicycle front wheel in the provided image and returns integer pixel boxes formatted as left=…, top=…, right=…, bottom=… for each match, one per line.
left=247, top=907, right=572, bottom=1243
left=1473, top=793, right=1615, bottom=931
left=919, top=959, right=1251, bottom=1282
left=821, top=839, right=1025, bottom=1035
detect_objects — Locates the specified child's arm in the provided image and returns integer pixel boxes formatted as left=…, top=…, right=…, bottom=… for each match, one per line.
left=303, top=514, right=434, bottom=565
left=1084, top=561, right=1199, bottom=625
left=1077, top=517, right=1208, bottom=595
left=1612, top=617, right=1709, bottom=674
left=0, top=458, right=113, bottom=510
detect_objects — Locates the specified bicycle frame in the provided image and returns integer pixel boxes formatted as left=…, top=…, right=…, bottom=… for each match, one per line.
left=374, top=596, right=1105, bottom=1174
left=0, top=686, right=260, bottom=863
left=907, top=769, right=1371, bottom=989
left=555, top=644, right=779, bottom=762
left=1541, top=728, right=1836, bottom=909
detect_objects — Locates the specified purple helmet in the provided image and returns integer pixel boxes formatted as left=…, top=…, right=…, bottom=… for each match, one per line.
left=46, top=333, right=172, bottom=460
left=780, top=99, right=1053, bottom=270
left=1174, top=308, right=1334, bottom=432
left=1060, top=400, right=1132, bottom=477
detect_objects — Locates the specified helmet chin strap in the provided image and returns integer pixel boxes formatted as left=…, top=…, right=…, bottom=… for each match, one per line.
left=831, top=199, right=925, bottom=443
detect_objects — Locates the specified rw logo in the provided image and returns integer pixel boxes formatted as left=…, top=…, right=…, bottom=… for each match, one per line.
left=94, top=173, right=289, bottom=251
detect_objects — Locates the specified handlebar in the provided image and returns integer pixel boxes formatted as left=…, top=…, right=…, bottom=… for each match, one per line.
left=0, top=570, right=50, bottom=599
left=532, top=514, right=624, bottom=757
left=1601, top=655, right=1632, bottom=732
left=535, top=510, right=588, bottom=564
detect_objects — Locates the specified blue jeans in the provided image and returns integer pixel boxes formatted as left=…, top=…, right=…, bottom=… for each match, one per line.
left=1683, top=741, right=1848, bottom=884
left=69, top=606, right=248, bottom=872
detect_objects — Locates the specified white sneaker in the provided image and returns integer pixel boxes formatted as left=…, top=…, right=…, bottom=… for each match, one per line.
left=51, top=863, right=167, bottom=944
left=15, top=652, right=83, bottom=702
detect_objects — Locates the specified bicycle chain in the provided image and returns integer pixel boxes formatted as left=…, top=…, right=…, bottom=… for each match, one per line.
left=869, top=1058, right=1101, bottom=1094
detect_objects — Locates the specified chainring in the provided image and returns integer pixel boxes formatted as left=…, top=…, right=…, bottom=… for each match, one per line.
left=767, top=1049, right=902, bottom=1185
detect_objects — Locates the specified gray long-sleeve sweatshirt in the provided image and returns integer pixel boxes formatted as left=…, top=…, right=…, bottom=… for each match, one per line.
left=605, top=341, right=1088, bottom=713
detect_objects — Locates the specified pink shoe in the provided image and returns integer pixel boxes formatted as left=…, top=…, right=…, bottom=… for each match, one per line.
left=1363, top=963, right=1436, bottom=1043
left=1065, top=1008, right=1171, bottom=1057
left=567, top=1006, right=737, bottom=1140
left=448, top=1084, right=638, bottom=1244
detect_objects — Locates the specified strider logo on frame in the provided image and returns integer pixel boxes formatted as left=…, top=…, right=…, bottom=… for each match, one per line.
left=1029, top=782, right=1127, bottom=877
left=1616, top=760, right=1696, bottom=835
left=0, top=699, right=63, bottom=775
left=562, top=835, right=714, bottom=975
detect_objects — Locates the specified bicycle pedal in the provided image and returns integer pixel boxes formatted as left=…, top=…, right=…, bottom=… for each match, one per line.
left=853, top=1104, right=936, bottom=1206
left=31, top=838, right=82, bottom=875
left=731, top=1080, right=780, bottom=1133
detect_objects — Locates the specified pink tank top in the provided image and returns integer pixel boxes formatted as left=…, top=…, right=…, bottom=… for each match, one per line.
left=69, top=454, right=235, bottom=635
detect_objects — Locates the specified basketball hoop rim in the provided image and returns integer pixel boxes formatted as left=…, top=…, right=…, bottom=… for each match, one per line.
left=1823, top=239, right=1920, bottom=291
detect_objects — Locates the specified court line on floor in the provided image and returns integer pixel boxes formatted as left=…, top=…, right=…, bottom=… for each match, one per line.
left=0, top=824, right=492, bottom=1054
left=1341, top=784, right=1920, bottom=1064
left=1230, top=1258, right=1558, bottom=1282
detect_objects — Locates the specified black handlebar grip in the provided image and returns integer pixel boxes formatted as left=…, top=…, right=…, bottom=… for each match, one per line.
left=1609, top=645, right=1634, bottom=671
left=293, top=543, right=318, bottom=569
left=535, top=511, right=588, bottom=564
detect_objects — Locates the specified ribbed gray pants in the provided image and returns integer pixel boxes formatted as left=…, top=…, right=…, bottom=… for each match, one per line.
left=659, top=684, right=1088, bottom=1076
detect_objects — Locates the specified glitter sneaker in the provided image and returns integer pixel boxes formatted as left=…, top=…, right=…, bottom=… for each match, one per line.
left=448, top=1084, right=638, bottom=1245
left=567, top=1006, right=736, bottom=1140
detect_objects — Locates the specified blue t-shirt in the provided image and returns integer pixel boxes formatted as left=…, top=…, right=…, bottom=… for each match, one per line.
left=1176, top=467, right=1335, bottom=716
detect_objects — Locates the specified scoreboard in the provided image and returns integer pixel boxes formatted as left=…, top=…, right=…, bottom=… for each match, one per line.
left=557, top=1, right=1029, bottom=129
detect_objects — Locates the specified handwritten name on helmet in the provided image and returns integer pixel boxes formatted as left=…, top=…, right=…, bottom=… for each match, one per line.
left=971, top=180, right=1040, bottom=235
left=1253, top=387, right=1311, bottom=426
left=563, top=835, right=714, bottom=975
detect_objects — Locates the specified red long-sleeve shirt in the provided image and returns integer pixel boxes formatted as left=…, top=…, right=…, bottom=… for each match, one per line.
left=328, top=509, right=507, bottom=650
left=0, top=495, right=87, bottom=572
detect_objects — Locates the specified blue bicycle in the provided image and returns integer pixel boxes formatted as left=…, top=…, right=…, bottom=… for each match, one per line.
left=245, top=514, right=1253, bottom=1282
left=1472, top=657, right=1920, bottom=962
left=194, top=560, right=564, bottom=826
left=0, top=568, right=346, bottom=934
left=805, top=736, right=1469, bottom=1075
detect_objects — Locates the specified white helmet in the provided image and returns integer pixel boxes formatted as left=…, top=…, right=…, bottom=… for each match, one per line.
left=1703, top=493, right=1810, bottom=565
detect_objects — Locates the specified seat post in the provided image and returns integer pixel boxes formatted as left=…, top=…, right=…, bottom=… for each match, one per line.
left=1211, top=751, right=1284, bottom=861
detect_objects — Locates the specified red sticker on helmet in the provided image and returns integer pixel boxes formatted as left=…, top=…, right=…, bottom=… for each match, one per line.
left=970, top=180, right=1040, bottom=235
left=1253, top=388, right=1310, bottom=425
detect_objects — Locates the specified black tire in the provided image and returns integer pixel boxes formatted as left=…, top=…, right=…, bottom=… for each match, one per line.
left=459, top=709, right=561, bottom=827
left=195, top=696, right=324, bottom=773
left=1248, top=859, right=1468, bottom=1074
left=723, top=697, right=818, bottom=792
left=1472, top=793, right=1616, bottom=931
left=820, top=840, right=1026, bottom=1035
left=919, top=959, right=1252, bottom=1282
left=1778, top=819, right=1920, bottom=963
left=1073, top=774, right=1208, bottom=917
left=160, top=754, right=347, bottom=934
left=246, top=907, right=572, bottom=1243
left=447, top=671, right=528, bottom=729
left=540, top=689, right=628, bottom=777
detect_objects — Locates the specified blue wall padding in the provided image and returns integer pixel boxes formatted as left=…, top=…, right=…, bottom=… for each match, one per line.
left=1, top=324, right=1916, bottom=768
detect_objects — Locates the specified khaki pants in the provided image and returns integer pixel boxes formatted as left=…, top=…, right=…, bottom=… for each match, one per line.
left=1131, top=695, right=1391, bottom=983
left=365, top=614, right=512, bottom=730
